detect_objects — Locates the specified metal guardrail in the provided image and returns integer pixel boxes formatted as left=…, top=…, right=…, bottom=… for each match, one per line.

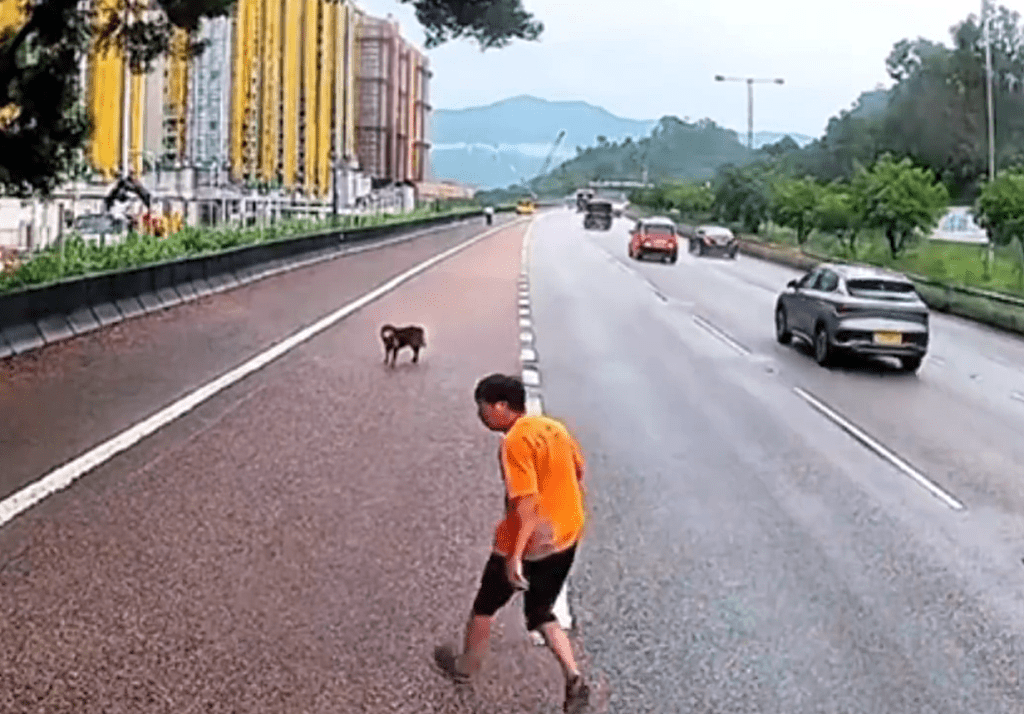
left=0, top=209, right=493, bottom=360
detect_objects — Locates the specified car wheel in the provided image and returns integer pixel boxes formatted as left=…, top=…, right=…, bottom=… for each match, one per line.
left=814, top=324, right=833, bottom=366
left=900, top=355, right=923, bottom=373
left=775, top=306, right=792, bottom=345
left=669, top=251, right=678, bottom=264
left=697, top=242, right=704, bottom=257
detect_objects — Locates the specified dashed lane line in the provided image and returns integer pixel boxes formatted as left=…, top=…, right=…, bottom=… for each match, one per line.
left=518, top=216, right=573, bottom=640
left=793, top=386, right=966, bottom=512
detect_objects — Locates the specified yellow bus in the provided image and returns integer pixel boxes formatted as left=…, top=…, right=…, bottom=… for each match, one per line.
left=516, top=198, right=536, bottom=215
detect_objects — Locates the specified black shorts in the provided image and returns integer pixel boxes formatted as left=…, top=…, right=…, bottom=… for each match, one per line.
left=471, top=545, right=577, bottom=632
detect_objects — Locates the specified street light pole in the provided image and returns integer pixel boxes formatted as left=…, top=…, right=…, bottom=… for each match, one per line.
left=982, top=0, right=996, bottom=182
left=715, top=75, right=785, bottom=150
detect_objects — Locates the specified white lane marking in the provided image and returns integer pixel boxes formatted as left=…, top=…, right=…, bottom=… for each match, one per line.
left=553, top=587, right=573, bottom=630
left=518, top=298, right=530, bottom=307
left=0, top=220, right=523, bottom=530
left=1011, top=391, right=1024, bottom=403
left=792, top=387, right=966, bottom=512
left=519, top=318, right=532, bottom=328
left=519, top=307, right=531, bottom=317
left=692, top=315, right=752, bottom=356
left=930, top=356, right=946, bottom=366
left=525, top=393, right=544, bottom=416
left=520, top=331, right=534, bottom=344
left=519, top=215, right=572, bottom=640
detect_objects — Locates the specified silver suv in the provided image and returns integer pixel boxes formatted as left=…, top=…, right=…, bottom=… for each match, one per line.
left=774, top=263, right=929, bottom=372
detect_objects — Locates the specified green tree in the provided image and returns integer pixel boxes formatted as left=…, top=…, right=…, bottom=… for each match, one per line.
left=771, top=176, right=820, bottom=245
left=399, top=0, right=542, bottom=49
left=713, top=164, right=772, bottom=234
left=813, top=183, right=865, bottom=257
left=667, top=181, right=713, bottom=221
left=855, top=155, right=949, bottom=258
left=974, top=169, right=1024, bottom=286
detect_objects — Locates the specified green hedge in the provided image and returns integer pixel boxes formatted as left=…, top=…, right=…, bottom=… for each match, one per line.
left=0, top=206, right=482, bottom=295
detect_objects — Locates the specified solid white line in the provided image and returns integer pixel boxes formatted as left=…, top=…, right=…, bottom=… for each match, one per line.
left=0, top=219, right=522, bottom=530
left=792, top=387, right=965, bottom=511
left=692, top=315, right=751, bottom=356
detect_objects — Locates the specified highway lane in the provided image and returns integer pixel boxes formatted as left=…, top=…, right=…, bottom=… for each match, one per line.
left=1, top=218, right=585, bottom=713
left=0, top=213, right=514, bottom=506
left=530, top=208, right=1024, bottom=713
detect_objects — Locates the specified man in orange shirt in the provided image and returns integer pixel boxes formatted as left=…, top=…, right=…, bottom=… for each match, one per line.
left=434, top=374, right=591, bottom=714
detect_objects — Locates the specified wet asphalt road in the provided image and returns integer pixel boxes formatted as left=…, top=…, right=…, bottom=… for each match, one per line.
left=532, top=208, right=1024, bottom=712
left=2, top=215, right=587, bottom=713
left=4, top=207, right=1024, bottom=713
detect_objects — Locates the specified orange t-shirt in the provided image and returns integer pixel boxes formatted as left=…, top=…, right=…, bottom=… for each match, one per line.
left=493, top=415, right=586, bottom=561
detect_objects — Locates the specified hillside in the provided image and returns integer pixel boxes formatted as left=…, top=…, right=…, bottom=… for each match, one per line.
left=526, top=116, right=753, bottom=196
left=428, top=95, right=657, bottom=189
left=428, top=95, right=815, bottom=189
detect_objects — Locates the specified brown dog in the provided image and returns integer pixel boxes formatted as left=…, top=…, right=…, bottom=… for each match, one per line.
left=380, top=324, right=426, bottom=367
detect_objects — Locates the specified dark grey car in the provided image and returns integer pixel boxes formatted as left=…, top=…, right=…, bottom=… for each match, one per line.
left=774, top=263, right=929, bottom=372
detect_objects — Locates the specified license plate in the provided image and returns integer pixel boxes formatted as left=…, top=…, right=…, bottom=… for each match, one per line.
left=874, top=331, right=902, bottom=346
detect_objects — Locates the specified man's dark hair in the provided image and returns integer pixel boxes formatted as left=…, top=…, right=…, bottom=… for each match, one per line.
left=474, top=373, right=526, bottom=412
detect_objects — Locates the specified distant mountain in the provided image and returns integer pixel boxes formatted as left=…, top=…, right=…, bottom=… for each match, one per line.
left=427, top=95, right=814, bottom=189
left=427, top=96, right=657, bottom=189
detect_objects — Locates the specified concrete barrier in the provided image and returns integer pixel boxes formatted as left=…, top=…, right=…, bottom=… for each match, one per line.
left=0, top=210, right=487, bottom=361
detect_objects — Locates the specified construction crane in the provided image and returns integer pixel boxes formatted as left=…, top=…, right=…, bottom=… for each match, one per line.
left=536, top=129, right=566, bottom=179
left=517, top=129, right=566, bottom=200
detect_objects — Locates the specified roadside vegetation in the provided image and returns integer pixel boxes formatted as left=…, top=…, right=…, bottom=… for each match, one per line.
left=0, top=204, right=484, bottom=295
left=629, top=155, right=1024, bottom=299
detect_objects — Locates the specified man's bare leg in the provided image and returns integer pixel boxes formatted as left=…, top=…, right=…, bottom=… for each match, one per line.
left=540, top=621, right=591, bottom=713
left=538, top=621, right=580, bottom=680
left=458, top=613, right=493, bottom=674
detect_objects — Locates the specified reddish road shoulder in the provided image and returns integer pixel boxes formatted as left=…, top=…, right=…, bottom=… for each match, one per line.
left=0, top=217, right=589, bottom=714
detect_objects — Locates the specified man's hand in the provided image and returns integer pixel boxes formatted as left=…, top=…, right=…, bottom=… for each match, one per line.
left=505, top=556, right=528, bottom=591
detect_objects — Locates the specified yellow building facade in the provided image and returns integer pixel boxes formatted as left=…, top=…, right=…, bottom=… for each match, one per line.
left=69, top=0, right=427, bottom=201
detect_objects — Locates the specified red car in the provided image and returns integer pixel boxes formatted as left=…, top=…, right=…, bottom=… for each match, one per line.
left=629, top=217, right=679, bottom=263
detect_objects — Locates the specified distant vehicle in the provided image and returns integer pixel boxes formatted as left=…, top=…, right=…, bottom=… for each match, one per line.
left=516, top=199, right=536, bottom=215
left=774, top=263, right=929, bottom=372
left=629, top=216, right=678, bottom=263
left=690, top=225, right=738, bottom=259
left=575, top=189, right=595, bottom=212
left=75, top=213, right=127, bottom=236
left=583, top=199, right=613, bottom=230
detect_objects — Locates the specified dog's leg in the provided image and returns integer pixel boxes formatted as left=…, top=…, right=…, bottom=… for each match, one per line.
left=412, top=347, right=420, bottom=363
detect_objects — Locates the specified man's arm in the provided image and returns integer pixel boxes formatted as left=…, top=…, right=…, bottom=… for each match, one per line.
left=509, top=494, right=540, bottom=560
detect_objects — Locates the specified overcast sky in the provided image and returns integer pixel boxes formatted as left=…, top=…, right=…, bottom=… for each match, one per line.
left=356, top=0, right=987, bottom=139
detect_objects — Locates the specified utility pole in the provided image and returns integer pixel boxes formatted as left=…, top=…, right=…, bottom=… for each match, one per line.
left=983, top=0, right=996, bottom=182
left=714, top=75, right=785, bottom=150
